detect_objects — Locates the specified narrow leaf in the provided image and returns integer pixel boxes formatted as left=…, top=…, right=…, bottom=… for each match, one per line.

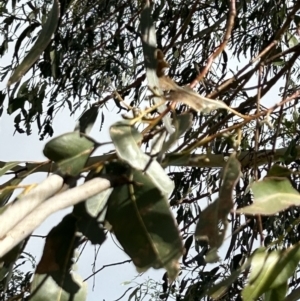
left=140, top=1, right=173, bottom=133
left=110, top=121, right=174, bottom=197
left=160, top=113, right=193, bottom=154
left=0, top=162, right=22, bottom=177
left=75, top=106, right=99, bottom=135
left=7, top=0, right=60, bottom=86
left=195, top=154, right=241, bottom=261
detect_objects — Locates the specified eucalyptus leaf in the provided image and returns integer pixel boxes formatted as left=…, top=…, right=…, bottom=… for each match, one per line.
left=73, top=186, right=112, bottom=244
left=105, top=161, right=183, bottom=281
left=242, top=244, right=300, bottom=301
left=195, top=154, right=241, bottom=260
left=109, top=121, right=174, bottom=197
left=140, top=1, right=173, bottom=133
left=267, top=164, right=292, bottom=178
left=160, top=113, right=193, bottom=154
left=75, top=106, right=99, bottom=135
left=237, top=178, right=300, bottom=215
left=0, top=177, right=23, bottom=206
left=85, top=188, right=113, bottom=220
left=43, top=132, right=96, bottom=176
left=30, top=273, right=87, bottom=301
left=264, top=282, right=287, bottom=301
left=0, top=161, right=21, bottom=177
left=31, top=214, right=87, bottom=301
left=7, top=0, right=60, bottom=86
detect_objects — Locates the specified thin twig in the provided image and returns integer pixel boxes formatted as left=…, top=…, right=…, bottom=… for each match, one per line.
left=83, top=259, right=132, bottom=282
left=189, top=0, right=236, bottom=88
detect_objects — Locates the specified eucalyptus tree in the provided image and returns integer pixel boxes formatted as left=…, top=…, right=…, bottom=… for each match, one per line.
left=1, top=0, right=300, bottom=300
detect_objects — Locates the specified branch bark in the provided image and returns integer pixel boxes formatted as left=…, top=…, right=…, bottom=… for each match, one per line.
left=0, top=174, right=64, bottom=239
left=0, top=177, right=111, bottom=258
left=163, top=147, right=297, bottom=169
left=0, top=146, right=298, bottom=176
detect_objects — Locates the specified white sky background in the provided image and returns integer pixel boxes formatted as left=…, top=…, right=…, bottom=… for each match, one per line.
left=0, top=0, right=295, bottom=300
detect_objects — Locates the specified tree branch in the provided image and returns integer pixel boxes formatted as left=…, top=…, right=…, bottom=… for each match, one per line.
left=164, top=147, right=296, bottom=169
left=0, top=174, right=64, bottom=239
left=0, top=145, right=297, bottom=177
left=0, top=177, right=111, bottom=258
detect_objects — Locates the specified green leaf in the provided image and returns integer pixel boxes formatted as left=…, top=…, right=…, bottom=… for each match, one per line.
left=30, top=214, right=87, bottom=301
left=105, top=161, right=183, bottom=281
left=109, top=121, right=174, bottom=197
left=264, top=282, right=287, bottom=301
left=13, top=23, right=40, bottom=60
left=272, top=60, right=285, bottom=66
left=43, top=132, right=96, bottom=176
left=30, top=273, right=87, bottom=301
left=243, top=244, right=300, bottom=301
left=281, top=139, right=297, bottom=164
left=73, top=184, right=112, bottom=244
left=160, top=113, right=193, bottom=154
left=140, top=1, right=173, bottom=134
left=195, top=154, right=241, bottom=261
left=287, top=32, right=299, bottom=48
left=209, top=267, right=247, bottom=300
left=75, top=106, right=99, bottom=135
left=0, top=240, right=27, bottom=287
left=0, top=162, right=21, bottom=177
left=85, top=188, right=112, bottom=220
left=237, top=178, right=300, bottom=215
left=0, top=177, right=23, bottom=206
left=7, top=0, right=60, bottom=86
left=267, top=164, right=292, bottom=178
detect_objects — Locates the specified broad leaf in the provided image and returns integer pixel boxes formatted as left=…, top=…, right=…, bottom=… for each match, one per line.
left=43, top=132, right=96, bottom=176
left=110, top=121, right=174, bottom=197
left=242, top=244, right=300, bottom=301
left=30, top=273, right=87, bottom=301
left=105, top=161, right=183, bottom=281
left=267, top=164, right=292, bottom=177
left=7, top=0, right=60, bottom=86
left=31, top=214, right=87, bottom=301
left=73, top=186, right=112, bottom=244
left=264, top=282, right=287, bottom=301
left=237, top=178, right=300, bottom=215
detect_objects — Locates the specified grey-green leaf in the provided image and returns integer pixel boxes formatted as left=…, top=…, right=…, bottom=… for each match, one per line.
left=7, top=0, right=60, bottom=86
left=237, top=178, right=300, bottom=215
left=109, top=121, right=174, bottom=197
left=105, top=162, right=183, bottom=281
left=43, top=132, right=96, bottom=176
left=243, top=245, right=300, bottom=301
left=75, top=106, right=99, bottom=135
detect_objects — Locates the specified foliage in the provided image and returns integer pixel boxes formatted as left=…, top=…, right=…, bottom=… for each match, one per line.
left=1, top=0, right=300, bottom=300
